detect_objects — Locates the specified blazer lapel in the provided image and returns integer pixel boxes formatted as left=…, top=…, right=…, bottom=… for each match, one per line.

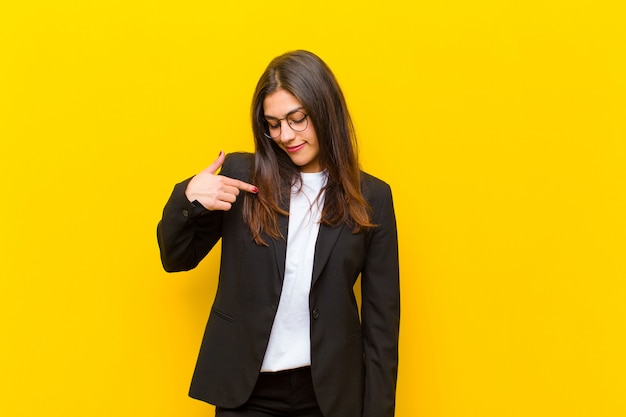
left=271, top=188, right=344, bottom=288
left=271, top=195, right=290, bottom=293
left=272, top=213, right=289, bottom=281
left=311, top=223, right=344, bottom=287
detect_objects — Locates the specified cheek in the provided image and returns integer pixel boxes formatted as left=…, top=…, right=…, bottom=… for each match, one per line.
left=308, top=136, right=320, bottom=153
left=307, top=129, right=320, bottom=148
left=306, top=124, right=318, bottom=141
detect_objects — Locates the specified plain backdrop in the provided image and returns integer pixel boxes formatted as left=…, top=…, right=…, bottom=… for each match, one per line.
left=1, top=1, right=625, bottom=416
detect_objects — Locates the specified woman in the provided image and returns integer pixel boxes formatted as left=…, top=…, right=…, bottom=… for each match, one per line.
left=157, top=50, right=400, bottom=417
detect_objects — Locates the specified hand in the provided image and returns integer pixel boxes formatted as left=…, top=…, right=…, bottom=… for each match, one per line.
left=185, top=151, right=258, bottom=211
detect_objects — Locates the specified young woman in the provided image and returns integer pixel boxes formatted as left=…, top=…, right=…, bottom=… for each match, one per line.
left=157, top=50, right=400, bottom=417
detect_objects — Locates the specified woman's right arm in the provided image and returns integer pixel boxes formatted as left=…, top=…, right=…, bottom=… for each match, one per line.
left=156, top=178, right=224, bottom=272
left=156, top=151, right=257, bottom=272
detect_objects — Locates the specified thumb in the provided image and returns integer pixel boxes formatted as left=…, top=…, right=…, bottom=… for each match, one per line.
left=204, top=150, right=226, bottom=175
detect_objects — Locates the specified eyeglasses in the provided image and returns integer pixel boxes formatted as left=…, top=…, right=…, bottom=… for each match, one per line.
left=263, top=111, right=309, bottom=139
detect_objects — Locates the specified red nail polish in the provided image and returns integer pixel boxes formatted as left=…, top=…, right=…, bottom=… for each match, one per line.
left=252, top=187, right=258, bottom=193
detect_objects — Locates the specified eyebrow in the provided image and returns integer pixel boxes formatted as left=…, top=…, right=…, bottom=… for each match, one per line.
left=264, top=106, right=305, bottom=120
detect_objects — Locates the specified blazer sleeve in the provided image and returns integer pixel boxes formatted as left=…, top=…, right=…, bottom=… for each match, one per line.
left=156, top=177, right=223, bottom=272
left=361, top=179, right=400, bottom=417
left=156, top=153, right=252, bottom=272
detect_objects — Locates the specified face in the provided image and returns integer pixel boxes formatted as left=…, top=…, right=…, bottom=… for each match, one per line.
left=263, top=89, right=321, bottom=173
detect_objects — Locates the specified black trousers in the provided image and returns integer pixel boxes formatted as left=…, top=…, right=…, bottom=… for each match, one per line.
left=215, top=367, right=324, bottom=417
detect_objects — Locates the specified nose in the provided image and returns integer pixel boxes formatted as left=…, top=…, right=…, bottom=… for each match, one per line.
left=277, top=119, right=296, bottom=143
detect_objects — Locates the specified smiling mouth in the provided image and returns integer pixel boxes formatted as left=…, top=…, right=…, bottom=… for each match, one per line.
left=286, top=143, right=305, bottom=153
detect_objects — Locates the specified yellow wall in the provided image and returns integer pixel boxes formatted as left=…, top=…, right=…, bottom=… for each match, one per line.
left=1, top=1, right=625, bottom=416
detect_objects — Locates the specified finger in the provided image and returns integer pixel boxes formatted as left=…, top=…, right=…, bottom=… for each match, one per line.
left=210, top=200, right=233, bottom=211
left=220, top=184, right=241, bottom=197
left=218, top=192, right=237, bottom=204
left=204, top=150, right=226, bottom=175
left=221, top=176, right=258, bottom=194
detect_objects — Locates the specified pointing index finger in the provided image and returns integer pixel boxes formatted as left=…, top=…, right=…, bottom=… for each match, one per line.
left=222, top=177, right=258, bottom=194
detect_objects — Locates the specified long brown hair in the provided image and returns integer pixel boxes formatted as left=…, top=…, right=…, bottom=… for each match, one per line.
left=243, top=50, right=374, bottom=245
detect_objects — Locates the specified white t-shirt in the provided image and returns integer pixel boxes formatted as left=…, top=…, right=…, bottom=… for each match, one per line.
left=260, top=170, right=328, bottom=372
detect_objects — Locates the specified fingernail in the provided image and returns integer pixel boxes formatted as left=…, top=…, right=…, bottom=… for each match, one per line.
left=252, top=186, right=258, bottom=193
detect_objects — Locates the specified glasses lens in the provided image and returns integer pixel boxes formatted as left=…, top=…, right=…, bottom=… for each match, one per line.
left=288, top=111, right=308, bottom=132
left=265, top=120, right=281, bottom=139
left=264, top=111, right=308, bottom=139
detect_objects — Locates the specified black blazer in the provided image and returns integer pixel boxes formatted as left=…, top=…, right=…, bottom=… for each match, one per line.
left=157, top=153, right=400, bottom=417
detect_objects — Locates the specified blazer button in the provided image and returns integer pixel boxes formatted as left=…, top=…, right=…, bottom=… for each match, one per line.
left=182, top=209, right=189, bottom=218
left=312, top=309, right=319, bottom=320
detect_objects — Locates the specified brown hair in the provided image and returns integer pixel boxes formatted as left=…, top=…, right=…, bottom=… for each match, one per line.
left=243, top=50, right=374, bottom=245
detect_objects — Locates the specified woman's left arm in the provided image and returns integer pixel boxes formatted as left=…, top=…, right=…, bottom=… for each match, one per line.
left=361, top=179, right=400, bottom=417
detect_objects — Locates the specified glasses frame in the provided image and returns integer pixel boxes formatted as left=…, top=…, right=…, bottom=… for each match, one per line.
left=263, top=110, right=309, bottom=139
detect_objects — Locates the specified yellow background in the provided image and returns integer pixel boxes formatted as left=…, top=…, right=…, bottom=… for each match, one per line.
left=1, top=1, right=625, bottom=416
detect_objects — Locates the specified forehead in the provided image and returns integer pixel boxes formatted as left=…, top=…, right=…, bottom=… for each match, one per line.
left=263, top=89, right=304, bottom=118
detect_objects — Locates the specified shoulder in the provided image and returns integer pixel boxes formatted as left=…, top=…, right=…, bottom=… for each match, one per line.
left=360, top=171, right=395, bottom=221
left=360, top=171, right=396, bottom=229
left=221, top=152, right=254, bottom=181
left=360, top=171, right=393, bottom=200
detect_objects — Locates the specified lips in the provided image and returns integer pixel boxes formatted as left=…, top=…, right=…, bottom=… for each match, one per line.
left=286, top=143, right=305, bottom=153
